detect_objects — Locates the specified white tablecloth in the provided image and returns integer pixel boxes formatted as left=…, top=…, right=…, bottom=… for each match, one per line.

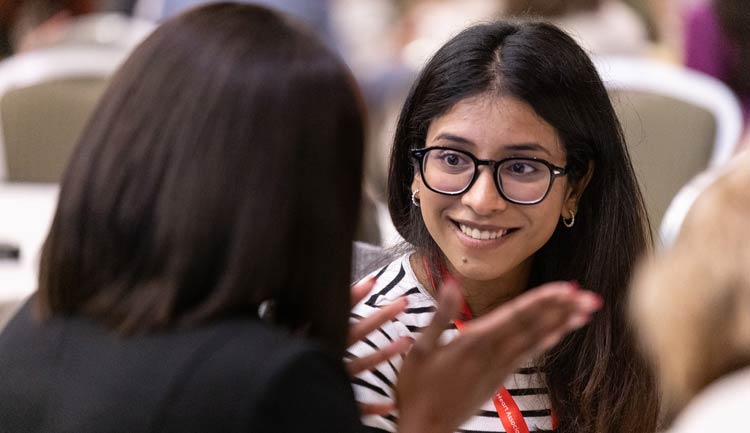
left=0, top=183, right=59, bottom=303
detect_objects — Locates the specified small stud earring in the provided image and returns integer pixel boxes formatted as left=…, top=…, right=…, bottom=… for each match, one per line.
left=411, top=189, right=421, bottom=207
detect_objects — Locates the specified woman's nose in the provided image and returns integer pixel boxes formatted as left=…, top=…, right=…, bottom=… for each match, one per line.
left=460, top=167, right=508, bottom=215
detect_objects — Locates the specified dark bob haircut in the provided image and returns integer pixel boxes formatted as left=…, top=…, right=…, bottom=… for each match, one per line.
left=36, top=3, right=365, bottom=357
left=388, top=21, right=658, bottom=433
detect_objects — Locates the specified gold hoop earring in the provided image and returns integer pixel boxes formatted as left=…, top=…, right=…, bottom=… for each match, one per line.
left=562, top=209, right=576, bottom=228
left=411, top=189, right=421, bottom=207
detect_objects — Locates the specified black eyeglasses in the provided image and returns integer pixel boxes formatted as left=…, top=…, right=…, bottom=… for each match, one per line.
left=411, top=146, right=567, bottom=205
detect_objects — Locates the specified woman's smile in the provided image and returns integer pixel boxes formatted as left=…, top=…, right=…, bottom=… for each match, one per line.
left=452, top=218, right=519, bottom=245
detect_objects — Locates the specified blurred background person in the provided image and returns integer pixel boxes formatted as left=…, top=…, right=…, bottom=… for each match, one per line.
left=1, top=0, right=93, bottom=58
left=683, top=0, right=750, bottom=120
left=100, top=0, right=139, bottom=14
left=631, top=150, right=750, bottom=431
left=0, top=0, right=151, bottom=58
left=133, top=0, right=334, bottom=47
left=502, top=0, right=652, bottom=56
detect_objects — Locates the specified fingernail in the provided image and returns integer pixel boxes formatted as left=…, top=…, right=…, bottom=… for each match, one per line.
left=587, top=293, right=603, bottom=309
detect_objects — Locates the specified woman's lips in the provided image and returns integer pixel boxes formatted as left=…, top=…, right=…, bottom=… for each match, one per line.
left=458, top=223, right=507, bottom=240
left=452, top=220, right=519, bottom=245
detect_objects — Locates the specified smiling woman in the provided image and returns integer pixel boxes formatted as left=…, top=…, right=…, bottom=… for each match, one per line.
left=414, top=95, right=573, bottom=288
left=348, top=21, right=659, bottom=433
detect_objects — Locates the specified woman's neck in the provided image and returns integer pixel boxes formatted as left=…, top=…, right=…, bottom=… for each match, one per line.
left=457, top=271, right=528, bottom=317
left=411, top=254, right=531, bottom=317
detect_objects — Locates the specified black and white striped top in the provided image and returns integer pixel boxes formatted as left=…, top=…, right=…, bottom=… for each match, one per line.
left=347, top=254, right=554, bottom=433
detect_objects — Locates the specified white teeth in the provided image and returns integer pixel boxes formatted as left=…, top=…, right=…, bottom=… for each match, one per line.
left=459, top=224, right=507, bottom=240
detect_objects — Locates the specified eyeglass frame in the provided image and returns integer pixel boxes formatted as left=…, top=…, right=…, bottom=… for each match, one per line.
left=410, top=146, right=568, bottom=205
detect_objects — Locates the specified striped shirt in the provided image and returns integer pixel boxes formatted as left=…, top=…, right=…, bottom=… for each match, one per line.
left=347, top=254, right=554, bottom=433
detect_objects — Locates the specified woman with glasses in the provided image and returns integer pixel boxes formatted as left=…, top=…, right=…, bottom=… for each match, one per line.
left=349, top=21, right=660, bottom=433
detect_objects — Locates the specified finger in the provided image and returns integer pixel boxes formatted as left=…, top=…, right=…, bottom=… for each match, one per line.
left=478, top=286, right=602, bottom=365
left=464, top=281, right=578, bottom=338
left=348, top=297, right=408, bottom=346
left=347, top=337, right=412, bottom=375
left=411, top=277, right=462, bottom=355
left=538, top=292, right=601, bottom=348
left=526, top=289, right=601, bottom=340
left=462, top=282, right=584, bottom=363
left=572, top=290, right=603, bottom=315
left=530, top=312, right=593, bottom=355
left=351, top=276, right=377, bottom=307
left=359, top=402, right=395, bottom=416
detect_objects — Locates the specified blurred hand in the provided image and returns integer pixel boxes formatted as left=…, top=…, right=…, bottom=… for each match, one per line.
left=347, top=276, right=411, bottom=416
left=396, top=279, right=601, bottom=433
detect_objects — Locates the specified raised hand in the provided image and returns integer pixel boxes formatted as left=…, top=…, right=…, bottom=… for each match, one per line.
left=396, top=279, right=601, bottom=433
left=347, top=276, right=412, bottom=415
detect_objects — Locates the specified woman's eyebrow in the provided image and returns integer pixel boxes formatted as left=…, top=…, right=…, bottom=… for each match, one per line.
left=433, top=133, right=554, bottom=157
left=503, top=143, right=552, bottom=156
left=432, top=133, right=475, bottom=147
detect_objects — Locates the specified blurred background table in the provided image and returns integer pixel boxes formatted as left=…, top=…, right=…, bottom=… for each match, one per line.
left=0, top=183, right=58, bottom=327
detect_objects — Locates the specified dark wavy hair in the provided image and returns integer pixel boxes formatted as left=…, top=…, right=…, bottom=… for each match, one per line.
left=387, top=21, right=659, bottom=433
left=36, top=3, right=365, bottom=357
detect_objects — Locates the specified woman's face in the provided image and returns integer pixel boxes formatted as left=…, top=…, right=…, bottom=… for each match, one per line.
left=412, top=94, right=578, bottom=284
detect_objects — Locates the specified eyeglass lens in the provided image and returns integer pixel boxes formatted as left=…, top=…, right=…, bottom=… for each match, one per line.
left=422, top=148, right=552, bottom=203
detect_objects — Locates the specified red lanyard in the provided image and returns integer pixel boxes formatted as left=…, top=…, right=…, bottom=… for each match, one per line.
left=421, top=258, right=557, bottom=433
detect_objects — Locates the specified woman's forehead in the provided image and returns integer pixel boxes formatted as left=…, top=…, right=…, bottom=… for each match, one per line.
left=426, top=94, right=565, bottom=158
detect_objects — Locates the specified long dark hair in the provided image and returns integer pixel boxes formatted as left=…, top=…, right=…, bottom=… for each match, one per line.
left=715, top=0, right=750, bottom=95
left=388, top=21, right=658, bottom=433
left=36, top=3, right=365, bottom=357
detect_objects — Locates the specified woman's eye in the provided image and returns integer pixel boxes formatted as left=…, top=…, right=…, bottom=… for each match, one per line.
left=439, top=152, right=469, bottom=166
left=444, top=154, right=461, bottom=165
left=511, top=163, right=533, bottom=173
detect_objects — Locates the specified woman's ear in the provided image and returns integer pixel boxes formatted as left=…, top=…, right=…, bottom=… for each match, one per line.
left=411, top=173, right=422, bottom=193
left=563, top=161, right=594, bottom=217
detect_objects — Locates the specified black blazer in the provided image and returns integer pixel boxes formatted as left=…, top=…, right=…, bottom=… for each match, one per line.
left=0, top=300, right=361, bottom=433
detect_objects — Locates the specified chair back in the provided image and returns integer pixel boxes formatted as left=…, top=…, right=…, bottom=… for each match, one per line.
left=1, top=75, right=110, bottom=182
left=0, top=14, right=154, bottom=183
left=594, top=56, right=743, bottom=241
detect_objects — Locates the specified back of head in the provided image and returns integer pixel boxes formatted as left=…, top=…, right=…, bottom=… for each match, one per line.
left=632, top=150, right=750, bottom=414
left=37, top=2, right=365, bottom=357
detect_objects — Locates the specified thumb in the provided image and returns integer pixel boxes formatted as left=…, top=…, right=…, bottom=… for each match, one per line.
left=413, top=277, right=462, bottom=353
